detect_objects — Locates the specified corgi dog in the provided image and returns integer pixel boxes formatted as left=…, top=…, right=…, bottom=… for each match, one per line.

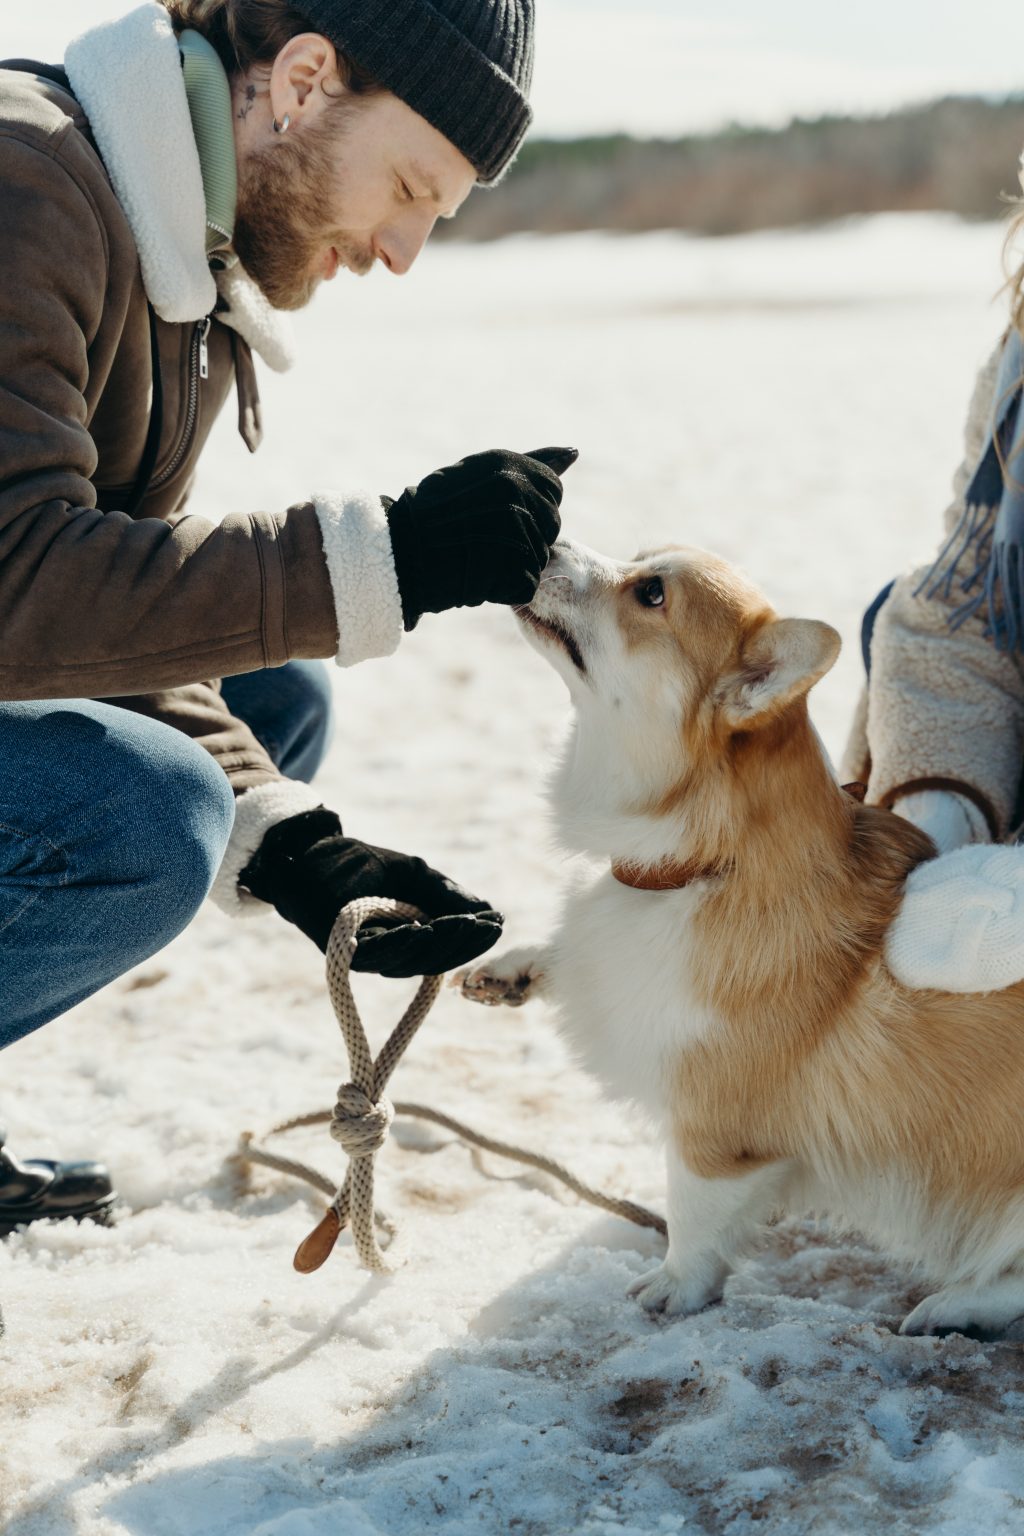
left=455, top=540, right=1024, bottom=1336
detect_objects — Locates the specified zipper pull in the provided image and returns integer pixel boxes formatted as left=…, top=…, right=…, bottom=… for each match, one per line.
left=198, top=317, right=211, bottom=381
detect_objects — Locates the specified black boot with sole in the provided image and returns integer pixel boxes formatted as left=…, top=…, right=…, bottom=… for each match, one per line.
left=0, top=1128, right=117, bottom=1239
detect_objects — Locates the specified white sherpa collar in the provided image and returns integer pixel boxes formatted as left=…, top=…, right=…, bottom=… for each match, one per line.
left=65, top=2, right=294, bottom=372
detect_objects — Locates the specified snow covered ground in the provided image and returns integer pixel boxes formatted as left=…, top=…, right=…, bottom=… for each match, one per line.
left=5, top=214, right=1024, bottom=1535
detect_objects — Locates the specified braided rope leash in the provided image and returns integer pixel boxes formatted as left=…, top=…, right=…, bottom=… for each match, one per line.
left=294, top=898, right=442, bottom=1274
left=236, top=897, right=666, bottom=1275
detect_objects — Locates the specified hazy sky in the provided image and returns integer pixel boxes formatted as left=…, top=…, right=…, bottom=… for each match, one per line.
left=7, top=2, right=1022, bottom=137
left=533, top=0, right=1024, bottom=135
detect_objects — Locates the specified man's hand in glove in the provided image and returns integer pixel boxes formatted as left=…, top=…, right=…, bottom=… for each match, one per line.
left=239, top=808, right=503, bottom=978
left=386, top=445, right=577, bottom=629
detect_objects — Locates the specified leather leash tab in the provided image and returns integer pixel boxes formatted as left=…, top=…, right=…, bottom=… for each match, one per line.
left=294, top=1207, right=341, bottom=1273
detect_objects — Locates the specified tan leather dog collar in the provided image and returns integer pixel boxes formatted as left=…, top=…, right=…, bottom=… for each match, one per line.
left=611, top=858, right=728, bottom=891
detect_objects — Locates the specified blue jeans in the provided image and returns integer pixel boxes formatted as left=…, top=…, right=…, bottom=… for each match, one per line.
left=0, top=662, right=334, bottom=1048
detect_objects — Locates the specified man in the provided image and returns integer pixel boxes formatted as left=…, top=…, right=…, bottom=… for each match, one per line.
left=0, top=0, right=572, bottom=1235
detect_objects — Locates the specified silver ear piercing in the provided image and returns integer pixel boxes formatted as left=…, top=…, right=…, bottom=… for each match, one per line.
left=273, top=114, right=291, bottom=134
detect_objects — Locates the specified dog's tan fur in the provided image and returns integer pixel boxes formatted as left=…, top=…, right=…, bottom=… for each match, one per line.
left=461, top=541, right=1024, bottom=1331
left=644, top=557, right=1024, bottom=1215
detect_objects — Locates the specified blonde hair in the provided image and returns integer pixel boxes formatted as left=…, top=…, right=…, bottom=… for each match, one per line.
left=1003, top=194, right=1024, bottom=338
left=160, top=0, right=381, bottom=90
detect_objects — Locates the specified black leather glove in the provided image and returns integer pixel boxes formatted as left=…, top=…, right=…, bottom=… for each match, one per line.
left=238, top=808, right=503, bottom=978
left=385, top=445, right=577, bottom=630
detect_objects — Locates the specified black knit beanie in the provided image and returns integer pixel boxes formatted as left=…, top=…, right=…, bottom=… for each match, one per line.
left=294, top=0, right=535, bottom=185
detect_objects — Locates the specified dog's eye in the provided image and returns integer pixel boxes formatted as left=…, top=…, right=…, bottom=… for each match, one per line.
left=635, top=577, right=665, bottom=609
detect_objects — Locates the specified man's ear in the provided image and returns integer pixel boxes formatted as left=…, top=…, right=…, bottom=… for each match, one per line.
left=719, top=618, right=841, bottom=729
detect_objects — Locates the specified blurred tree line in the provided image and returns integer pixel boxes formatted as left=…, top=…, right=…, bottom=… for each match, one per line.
left=440, top=96, right=1024, bottom=240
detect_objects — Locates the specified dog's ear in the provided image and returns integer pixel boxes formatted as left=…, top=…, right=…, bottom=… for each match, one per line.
left=719, top=618, right=840, bottom=730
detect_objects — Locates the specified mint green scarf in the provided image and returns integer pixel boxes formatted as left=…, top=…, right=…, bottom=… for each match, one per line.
left=178, top=29, right=237, bottom=266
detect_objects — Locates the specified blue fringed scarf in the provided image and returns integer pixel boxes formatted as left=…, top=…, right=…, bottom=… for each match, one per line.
left=917, top=326, right=1024, bottom=650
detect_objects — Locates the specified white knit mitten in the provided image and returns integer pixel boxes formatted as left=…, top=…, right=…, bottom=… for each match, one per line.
left=886, top=844, right=1024, bottom=993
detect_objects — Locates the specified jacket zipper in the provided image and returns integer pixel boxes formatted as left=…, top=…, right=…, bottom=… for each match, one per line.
left=148, top=316, right=211, bottom=492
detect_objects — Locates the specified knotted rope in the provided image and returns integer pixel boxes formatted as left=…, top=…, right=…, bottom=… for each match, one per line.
left=292, top=898, right=442, bottom=1273
left=235, top=897, right=666, bottom=1275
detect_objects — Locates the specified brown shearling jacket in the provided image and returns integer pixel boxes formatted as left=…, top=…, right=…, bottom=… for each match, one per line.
left=0, top=64, right=341, bottom=796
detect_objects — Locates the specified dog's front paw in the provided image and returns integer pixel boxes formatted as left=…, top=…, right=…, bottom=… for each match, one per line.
left=628, top=1262, right=725, bottom=1318
left=899, top=1280, right=1024, bottom=1338
left=451, top=947, right=545, bottom=1008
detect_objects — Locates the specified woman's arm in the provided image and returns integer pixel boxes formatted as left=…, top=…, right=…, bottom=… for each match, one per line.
left=866, top=339, right=1024, bottom=840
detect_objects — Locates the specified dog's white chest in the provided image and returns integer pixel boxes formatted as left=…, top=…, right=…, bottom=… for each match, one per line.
left=546, top=872, right=716, bottom=1118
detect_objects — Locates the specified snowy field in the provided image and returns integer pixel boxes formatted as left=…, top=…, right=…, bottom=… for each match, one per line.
left=5, top=214, right=1024, bottom=1535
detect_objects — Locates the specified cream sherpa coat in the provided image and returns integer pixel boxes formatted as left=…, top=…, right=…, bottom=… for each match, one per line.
left=843, top=337, right=1024, bottom=840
